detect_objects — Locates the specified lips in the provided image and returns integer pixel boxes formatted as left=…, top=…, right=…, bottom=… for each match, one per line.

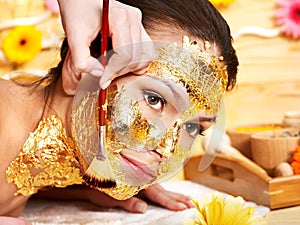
left=118, top=149, right=161, bottom=183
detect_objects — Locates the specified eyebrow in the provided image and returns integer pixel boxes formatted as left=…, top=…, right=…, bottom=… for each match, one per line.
left=189, top=115, right=217, bottom=124
left=150, top=76, right=189, bottom=110
left=199, top=116, right=217, bottom=123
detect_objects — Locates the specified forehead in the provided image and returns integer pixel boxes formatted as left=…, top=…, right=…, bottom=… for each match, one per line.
left=150, top=36, right=227, bottom=114
left=113, top=36, right=226, bottom=115
left=149, top=32, right=221, bottom=57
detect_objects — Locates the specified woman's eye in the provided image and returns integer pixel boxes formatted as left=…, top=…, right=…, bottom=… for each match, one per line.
left=183, top=123, right=204, bottom=138
left=144, top=91, right=165, bottom=111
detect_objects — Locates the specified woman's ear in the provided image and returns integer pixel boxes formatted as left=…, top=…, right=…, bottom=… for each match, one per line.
left=62, top=51, right=82, bottom=95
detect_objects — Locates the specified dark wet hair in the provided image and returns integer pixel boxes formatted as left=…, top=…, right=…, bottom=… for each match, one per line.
left=44, top=0, right=238, bottom=91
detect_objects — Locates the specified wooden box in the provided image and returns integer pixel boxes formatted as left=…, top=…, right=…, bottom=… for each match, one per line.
left=184, top=153, right=300, bottom=209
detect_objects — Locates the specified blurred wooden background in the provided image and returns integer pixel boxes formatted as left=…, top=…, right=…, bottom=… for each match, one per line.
left=0, top=0, right=63, bottom=76
left=221, top=0, right=300, bottom=128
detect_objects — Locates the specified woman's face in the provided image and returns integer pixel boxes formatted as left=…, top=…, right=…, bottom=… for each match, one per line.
left=106, top=73, right=216, bottom=187
left=71, top=36, right=226, bottom=199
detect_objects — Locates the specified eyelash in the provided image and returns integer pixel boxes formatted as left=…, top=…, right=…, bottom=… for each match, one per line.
left=183, top=123, right=205, bottom=138
left=143, top=90, right=166, bottom=112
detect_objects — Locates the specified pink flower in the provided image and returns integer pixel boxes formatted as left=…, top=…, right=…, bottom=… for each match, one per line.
left=45, top=0, right=60, bottom=15
left=275, top=0, right=300, bottom=39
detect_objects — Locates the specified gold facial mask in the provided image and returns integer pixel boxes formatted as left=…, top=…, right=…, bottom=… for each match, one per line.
left=71, top=36, right=228, bottom=200
left=148, top=36, right=228, bottom=114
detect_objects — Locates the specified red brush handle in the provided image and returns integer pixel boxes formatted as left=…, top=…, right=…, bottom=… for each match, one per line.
left=99, top=0, right=109, bottom=126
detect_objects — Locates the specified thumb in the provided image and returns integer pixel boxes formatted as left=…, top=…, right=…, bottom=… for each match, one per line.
left=69, top=42, right=104, bottom=77
left=68, top=38, right=104, bottom=76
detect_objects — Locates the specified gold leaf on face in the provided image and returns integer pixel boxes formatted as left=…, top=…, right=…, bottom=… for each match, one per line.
left=147, top=36, right=228, bottom=114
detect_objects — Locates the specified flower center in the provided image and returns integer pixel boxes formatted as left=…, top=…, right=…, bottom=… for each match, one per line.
left=19, top=39, right=27, bottom=46
left=291, top=4, right=300, bottom=24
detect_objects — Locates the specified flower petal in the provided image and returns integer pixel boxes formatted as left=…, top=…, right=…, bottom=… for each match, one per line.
left=275, top=0, right=300, bottom=39
left=231, top=206, right=255, bottom=225
left=186, top=192, right=267, bottom=225
left=2, top=25, right=42, bottom=64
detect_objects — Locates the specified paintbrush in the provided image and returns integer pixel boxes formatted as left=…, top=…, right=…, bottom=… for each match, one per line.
left=82, top=0, right=116, bottom=189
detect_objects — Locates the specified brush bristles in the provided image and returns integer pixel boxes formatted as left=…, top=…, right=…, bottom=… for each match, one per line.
left=82, top=157, right=116, bottom=189
left=83, top=173, right=116, bottom=189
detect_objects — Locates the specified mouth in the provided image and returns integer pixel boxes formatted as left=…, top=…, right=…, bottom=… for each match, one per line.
left=118, top=149, right=161, bottom=184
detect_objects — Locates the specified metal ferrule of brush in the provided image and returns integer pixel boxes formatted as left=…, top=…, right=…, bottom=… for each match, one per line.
left=96, top=125, right=106, bottom=161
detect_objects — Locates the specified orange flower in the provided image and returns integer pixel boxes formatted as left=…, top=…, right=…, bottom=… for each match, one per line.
left=2, top=25, right=42, bottom=64
left=209, top=0, right=235, bottom=7
left=291, top=146, right=300, bottom=174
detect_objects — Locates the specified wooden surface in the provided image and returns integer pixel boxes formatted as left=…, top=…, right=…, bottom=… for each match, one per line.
left=219, top=0, right=300, bottom=128
left=265, top=205, right=300, bottom=225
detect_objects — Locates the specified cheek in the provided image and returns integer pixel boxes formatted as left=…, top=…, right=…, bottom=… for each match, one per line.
left=178, top=129, right=195, bottom=150
left=162, top=105, right=180, bottom=128
left=201, top=121, right=214, bottom=131
left=138, top=102, right=180, bottom=129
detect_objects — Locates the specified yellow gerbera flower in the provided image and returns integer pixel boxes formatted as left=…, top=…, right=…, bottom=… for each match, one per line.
left=2, top=25, right=42, bottom=64
left=209, top=0, right=235, bottom=7
left=182, top=192, right=267, bottom=225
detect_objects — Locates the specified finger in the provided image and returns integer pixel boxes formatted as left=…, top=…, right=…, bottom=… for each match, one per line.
left=84, top=57, right=104, bottom=77
left=134, top=24, right=156, bottom=70
left=115, top=25, right=155, bottom=75
left=88, top=189, right=148, bottom=213
left=59, top=0, right=102, bottom=73
left=117, top=197, right=148, bottom=214
left=63, top=50, right=81, bottom=79
left=0, top=216, right=31, bottom=225
left=100, top=39, right=155, bottom=88
left=125, top=9, right=144, bottom=70
left=107, top=26, right=155, bottom=79
left=108, top=23, right=155, bottom=76
left=99, top=47, right=132, bottom=88
left=163, top=191, right=194, bottom=209
left=66, top=36, right=104, bottom=79
left=68, top=36, right=89, bottom=70
left=153, top=192, right=190, bottom=211
left=141, top=184, right=192, bottom=211
left=99, top=7, right=135, bottom=87
left=67, top=34, right=101, bottom=74
left=100, top=4, right=155, bottom=88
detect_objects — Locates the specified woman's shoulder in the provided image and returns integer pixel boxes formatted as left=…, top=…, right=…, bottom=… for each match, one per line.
left=0, top=76, right=39, bottom=100
left=0, top=77, right=21, bottom=94
left=0, top=77, right=34, bottom=158
left=0, top=77, right=11, bottom=87
left=0, top=77, right=31, bottom=126
left=0, top=78, right=13, bottom=102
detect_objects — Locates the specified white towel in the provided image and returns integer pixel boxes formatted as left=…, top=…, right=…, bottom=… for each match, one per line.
left=21, top=180, right=270, bottom=225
